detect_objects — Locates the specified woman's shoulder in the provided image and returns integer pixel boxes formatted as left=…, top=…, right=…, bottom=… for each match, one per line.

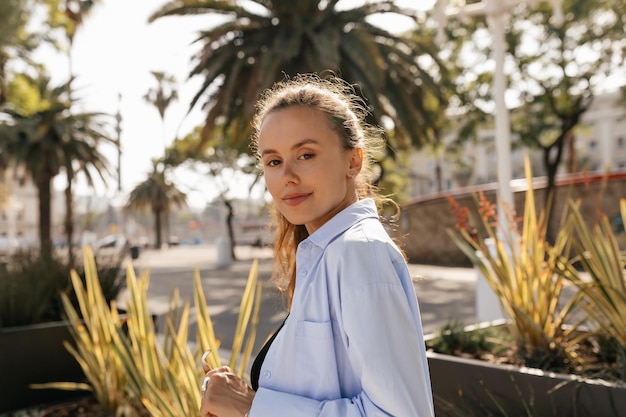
left=325, top=217, right=403, bottom=266
left=335, top=216, right=392, bottom=245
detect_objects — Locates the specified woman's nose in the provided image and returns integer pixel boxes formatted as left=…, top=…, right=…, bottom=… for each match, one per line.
left=282, top=161, right=299, bottom=185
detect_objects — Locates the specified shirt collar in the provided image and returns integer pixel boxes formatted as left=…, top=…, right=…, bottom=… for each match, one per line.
left=305, top=198, right=378, bottom=249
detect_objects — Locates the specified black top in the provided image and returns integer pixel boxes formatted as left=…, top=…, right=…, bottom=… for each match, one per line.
left=251, top=314, right=288, bottom=391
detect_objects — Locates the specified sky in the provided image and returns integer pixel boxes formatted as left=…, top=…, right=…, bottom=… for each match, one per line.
left=39, top=0, right=434, bottom=209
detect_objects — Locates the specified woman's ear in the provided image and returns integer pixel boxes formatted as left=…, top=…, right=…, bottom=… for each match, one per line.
left=348, top=148, right=363, bottom=177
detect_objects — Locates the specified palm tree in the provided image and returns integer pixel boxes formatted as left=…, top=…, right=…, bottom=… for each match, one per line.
left=0, top=74, right=112, bottom=260
left=126, top=161, right=187, bottom=250
left=149, top=0, right=447, bottom=152
left=163, top=124, right=255, bottom=260
left=143, top=71, right=178, bottom=153
left=61, top=0, right=102, bottom=77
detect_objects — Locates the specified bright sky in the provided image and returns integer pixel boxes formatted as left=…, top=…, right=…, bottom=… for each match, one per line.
left=42, top=0, right=434, bottom=209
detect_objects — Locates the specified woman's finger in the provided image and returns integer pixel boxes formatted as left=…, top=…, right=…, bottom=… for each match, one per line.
left=201, top=350, right=212, bottom=373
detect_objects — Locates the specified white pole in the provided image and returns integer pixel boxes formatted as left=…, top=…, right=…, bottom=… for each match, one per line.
left=488, top=10, right=514, bottom=235
left=434, top=0, right=562, bottom=238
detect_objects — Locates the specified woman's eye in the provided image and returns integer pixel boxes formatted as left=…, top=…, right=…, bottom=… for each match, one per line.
left=299, top=153, right=314, bottom=160
left=266, top=159, right=281, bottom=167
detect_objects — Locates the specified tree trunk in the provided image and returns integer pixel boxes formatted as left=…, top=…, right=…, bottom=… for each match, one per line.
left=37, top=174, right=53, bottom=259
left=64, top=174, right=75, bottom=267
left=436, top=161, right=443, bottom=192
left=567, top=133, right=577, bottom=173
left=154, top=207, right=162, bottom=249
left=543, top=136, right=566, bottom=243
left=0, top=52, right=7, bottom=106
left=224, top=200, right=236, bottom=261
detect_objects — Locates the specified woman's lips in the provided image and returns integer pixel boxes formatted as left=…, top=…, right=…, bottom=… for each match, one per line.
left=282, top=193, right=311, bottom=206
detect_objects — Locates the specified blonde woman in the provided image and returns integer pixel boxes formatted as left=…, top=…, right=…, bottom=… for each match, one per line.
left=200, top=74, right=434, bottom=417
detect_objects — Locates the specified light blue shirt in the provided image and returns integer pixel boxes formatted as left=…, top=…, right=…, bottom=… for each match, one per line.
left=251, top=199, right=434, bottom=416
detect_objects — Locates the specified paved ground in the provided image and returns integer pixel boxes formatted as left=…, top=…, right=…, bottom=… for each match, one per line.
left=118, top=244, right=478, bottom=356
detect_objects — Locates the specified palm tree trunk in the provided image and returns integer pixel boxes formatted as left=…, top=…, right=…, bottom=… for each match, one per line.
left=0, top=52, right=7, bottom=106
left=224, top=200, right=236, bottom=261
left=436, top=161, right=443, bottom=192
left=37, top=174, right=53, bottom=259
left=154, top=208, right=162, bottom=249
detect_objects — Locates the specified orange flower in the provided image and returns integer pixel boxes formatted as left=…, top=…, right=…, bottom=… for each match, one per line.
left=447, top=195, right=470, bottom=231
left=477, top=191, right=497, bottom=224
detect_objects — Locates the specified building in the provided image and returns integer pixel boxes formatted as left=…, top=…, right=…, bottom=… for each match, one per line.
left=408, top=90, right=626, bottom=199
left=0, top=168, right=39, bottom=254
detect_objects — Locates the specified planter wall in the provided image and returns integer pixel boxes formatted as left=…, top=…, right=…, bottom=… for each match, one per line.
left=0, top=321, right=87, bottom=413
left=397, top=172, right=626, bottom=266
left=427, top=351, right=626, bottom=417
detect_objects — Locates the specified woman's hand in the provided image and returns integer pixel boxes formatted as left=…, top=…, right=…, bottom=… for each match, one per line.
left=200, top=366, right=255, bottom=417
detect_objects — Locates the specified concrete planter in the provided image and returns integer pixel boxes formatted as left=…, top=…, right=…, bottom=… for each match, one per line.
left=426, top=327, right=626, bottom=416
left=0, top=321, right=86, bottom=413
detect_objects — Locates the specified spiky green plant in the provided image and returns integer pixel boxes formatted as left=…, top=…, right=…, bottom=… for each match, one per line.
left=34, top=246, right=262, bottom=417
left=564, top=199, right=626, bottom=353
left=447, top=159, right=588, bottom=371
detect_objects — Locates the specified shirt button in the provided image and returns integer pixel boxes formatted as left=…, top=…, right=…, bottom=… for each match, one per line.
left=300, top=269, right=307, bottom=276
left=263, top=370, right=271, bottom=379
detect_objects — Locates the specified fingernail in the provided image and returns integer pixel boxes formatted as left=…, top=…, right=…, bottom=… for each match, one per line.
left=202, top=350, right=211, bottom=367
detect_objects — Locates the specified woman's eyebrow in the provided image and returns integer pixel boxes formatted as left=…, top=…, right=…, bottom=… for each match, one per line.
left=292, top=139, right=318, bottom=150
left=260, top=139, right=319, bottom=156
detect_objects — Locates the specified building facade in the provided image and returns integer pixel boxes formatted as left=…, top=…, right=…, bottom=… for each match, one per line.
left=408, top=90, right=626, bottom=199
left=0, top=168, right=39, bottom=254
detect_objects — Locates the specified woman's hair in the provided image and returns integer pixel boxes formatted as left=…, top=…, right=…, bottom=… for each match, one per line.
left=250, top=73, right=390, bottom=306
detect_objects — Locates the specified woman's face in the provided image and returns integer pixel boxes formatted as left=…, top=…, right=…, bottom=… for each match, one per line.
left=258, top=106, right=362, bottom=234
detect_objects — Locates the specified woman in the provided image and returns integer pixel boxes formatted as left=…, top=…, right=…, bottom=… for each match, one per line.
left=200, top=74, right=434, bottom=417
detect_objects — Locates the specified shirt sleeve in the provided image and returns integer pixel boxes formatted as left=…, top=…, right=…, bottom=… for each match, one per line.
left=337, top=240, right=435, bottom=417
left=248, top=239, right=434, bottom=417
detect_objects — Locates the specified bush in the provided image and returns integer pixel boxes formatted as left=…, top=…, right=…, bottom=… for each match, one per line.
left=426, top=319, right=510, bottom=360
left=0, top=249, right=125, bottom=328
left=0, top=251, right=69, bottom=327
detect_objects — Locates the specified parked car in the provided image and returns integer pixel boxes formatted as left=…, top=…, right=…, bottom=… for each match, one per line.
left=95, top=235, right=127, bottom=250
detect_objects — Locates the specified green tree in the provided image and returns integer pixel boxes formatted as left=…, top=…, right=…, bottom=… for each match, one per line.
left=404, top=16, right=491, bottom=194
left=510, top=0, right=624, bottom=204
left=435, top=0, right=625, bottom=228
left=40, top=0, right=102, bottom=74
left=163, top=124, right=257, bottom=260
left=149, top=0, right=447, bottom=154
left=54, top=0, right=104, bottom=265
left=126, top=161, right=187, bottom=250
left=0, top=74, right=112, bottom=260
left=0, top=0, right=41, bottom=106
left=57, top=0, right=101, bottom=46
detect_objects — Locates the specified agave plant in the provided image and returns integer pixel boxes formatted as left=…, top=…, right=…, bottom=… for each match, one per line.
left=34, top=246, right=262, bottom=417
left=563, top=199, right=626, bottom=353
left=447, top=159, right=588, bottom=371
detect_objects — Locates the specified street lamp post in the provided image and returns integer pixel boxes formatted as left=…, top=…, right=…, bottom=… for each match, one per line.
left=434, top=0, right=563, bottom=237
left=112, top=93, right=127, bottom=246
left=116, top=93, right=123, bottom=194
